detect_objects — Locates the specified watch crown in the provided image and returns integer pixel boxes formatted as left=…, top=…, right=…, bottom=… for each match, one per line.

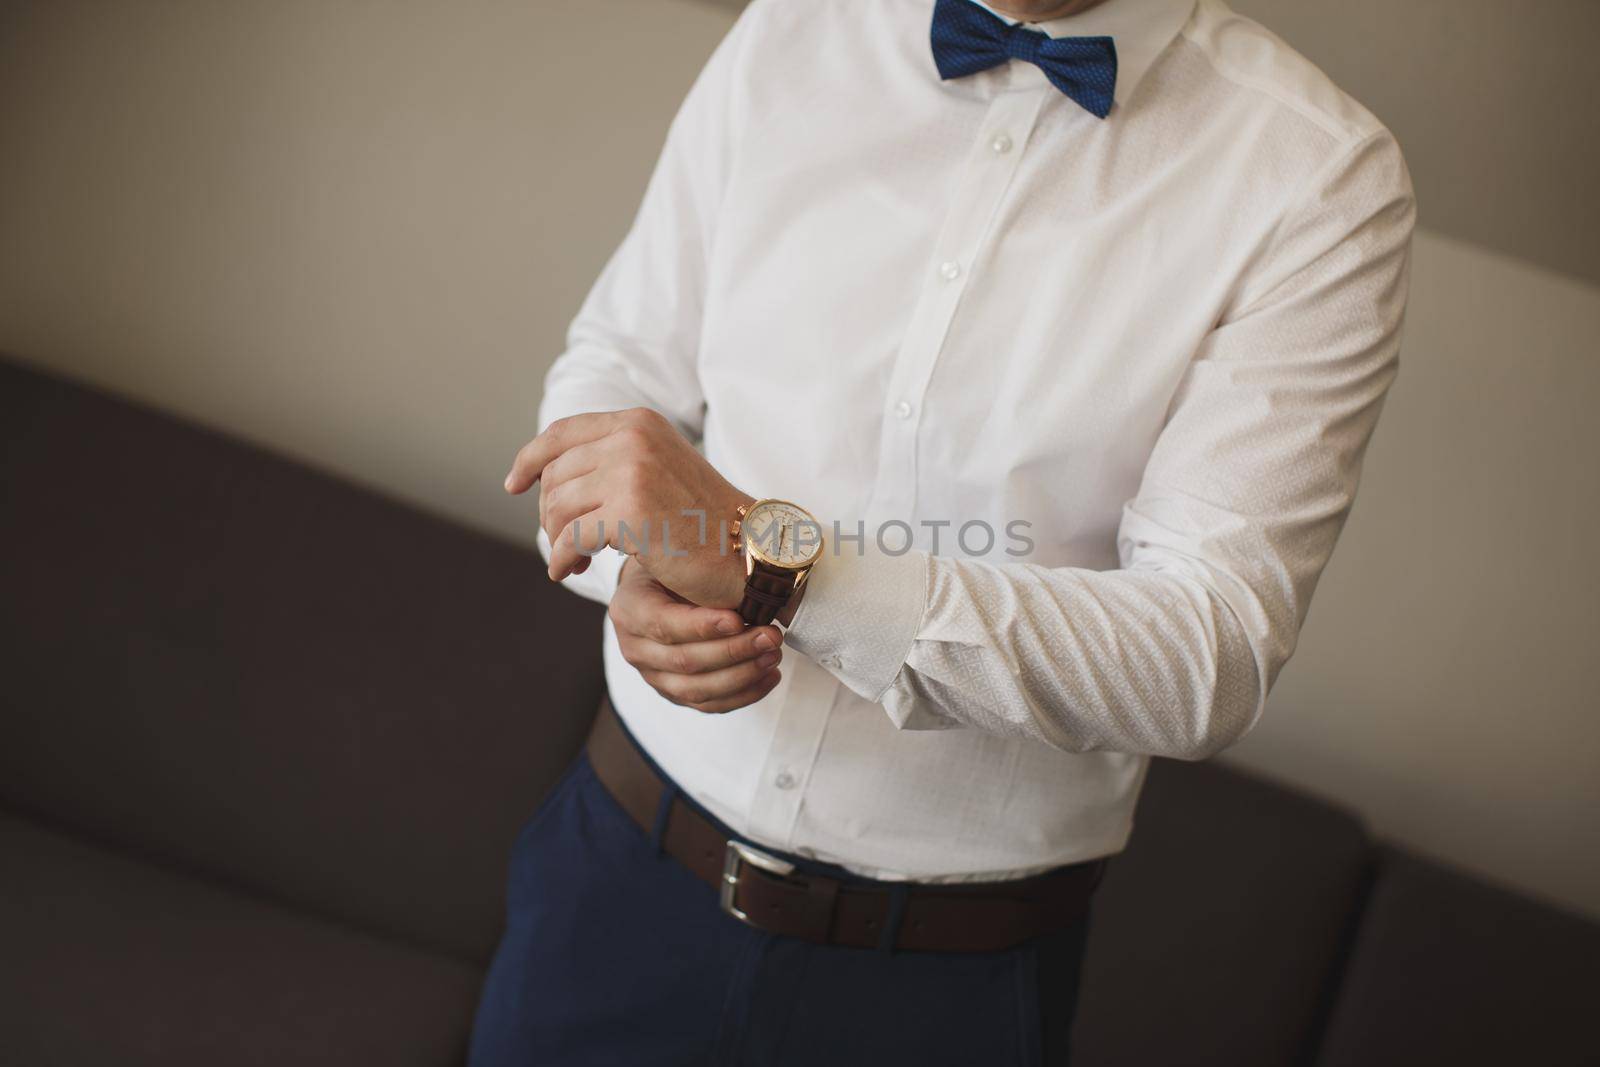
left=731, top=500, right=753, bottom=542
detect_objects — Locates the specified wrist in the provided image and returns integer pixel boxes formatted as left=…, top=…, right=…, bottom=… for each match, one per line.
left=713, top=548, right=748, bottom=611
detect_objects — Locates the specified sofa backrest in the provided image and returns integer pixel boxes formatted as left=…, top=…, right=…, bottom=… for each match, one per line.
left=1072, top=757, right=1374, bottom=1067
left=0, top=357, right=606, bottom=964
left=1314, top=848, right=1600, bottom=1067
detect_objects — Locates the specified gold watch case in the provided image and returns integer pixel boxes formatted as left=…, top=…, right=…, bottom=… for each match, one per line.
left=732, top=498, right=825, bottom=574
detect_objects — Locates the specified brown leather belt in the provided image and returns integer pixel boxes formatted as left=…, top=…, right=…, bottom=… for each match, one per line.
left=585, top=695, right=1104, bottom=953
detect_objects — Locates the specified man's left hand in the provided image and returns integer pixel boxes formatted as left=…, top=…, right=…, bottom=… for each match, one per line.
left=504, top=407, right=749, bottom=610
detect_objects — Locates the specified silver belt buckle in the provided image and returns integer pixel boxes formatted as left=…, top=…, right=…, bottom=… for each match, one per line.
left=720, top=840, right=798, bottom=924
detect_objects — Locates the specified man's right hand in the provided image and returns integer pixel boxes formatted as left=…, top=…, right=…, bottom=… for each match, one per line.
left=611, top=559, right=783, bottom=714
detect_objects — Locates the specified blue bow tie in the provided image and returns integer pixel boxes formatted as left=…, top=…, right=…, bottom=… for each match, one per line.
left=930, top=0, right=1118, bottom=119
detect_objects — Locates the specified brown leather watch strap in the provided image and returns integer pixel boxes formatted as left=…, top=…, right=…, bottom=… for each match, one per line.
left=737, top=560, right=796, bottom=627
left=585, top=694, right=1105, bottom=953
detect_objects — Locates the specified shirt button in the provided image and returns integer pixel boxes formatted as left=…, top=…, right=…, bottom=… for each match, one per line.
left=820, top=653, right=842, bottom=670
left=938, top=260, right=961, bottom=281
left=893, top=400, right=914, bottom=420
left=774, top=771, right=797, bottom=791
left=990, top=132, right=1013, bottom=154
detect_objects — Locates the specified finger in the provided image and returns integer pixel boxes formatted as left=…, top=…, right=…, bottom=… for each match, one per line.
left=504, top=411, right=633, bottom=495
left=620, top=625, right=783, bottom=675
left=685, top=669, right=783, bottom=715
left=642, top=659, right=782, bottom=711
left=548, top=506, right=612, bottom=581
left=609, top=574, right=745, bottom=643
left=540, top=471, right=605, bottom=554
left=539, top=438, right=604, bottom=495
left=539, top=441, right=602, bottom=532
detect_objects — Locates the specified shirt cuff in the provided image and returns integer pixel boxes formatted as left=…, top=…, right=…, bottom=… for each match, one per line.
left=785, top=538, right=930, bottom=703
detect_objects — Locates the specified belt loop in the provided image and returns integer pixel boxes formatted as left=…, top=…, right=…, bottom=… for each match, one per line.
left=650, top=781, right=676, bottom=857
left=805, top=875, right=841, bottom=942
left=878, top=885, right=910, bottom=954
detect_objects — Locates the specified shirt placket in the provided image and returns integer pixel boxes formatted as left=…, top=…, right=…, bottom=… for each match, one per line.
left=867, top=70, right=1049, bottom=528
left=744, top=660, right=842, bottom=849
left=743, top=71, right=1051, bottom=853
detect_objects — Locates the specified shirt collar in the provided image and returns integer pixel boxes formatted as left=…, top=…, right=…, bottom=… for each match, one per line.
left=965, top=0, right=1195, bottom=108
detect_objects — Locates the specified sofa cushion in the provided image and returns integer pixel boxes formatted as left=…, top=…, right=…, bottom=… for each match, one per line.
left=0, top=812, right=484, bottom=1066
left=1315, top=849, right=1600, bottom=1067
left=1072, top=758, right=1373, bottom=1067
left=0, top=357, right=606, bottom=964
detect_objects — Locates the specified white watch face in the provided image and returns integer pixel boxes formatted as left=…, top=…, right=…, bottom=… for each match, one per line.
left=743, top=500, right=823, bottom=568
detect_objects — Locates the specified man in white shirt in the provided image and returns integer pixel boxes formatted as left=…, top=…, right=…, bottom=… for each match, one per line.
left=473, top=0, right=1414, bottom=1062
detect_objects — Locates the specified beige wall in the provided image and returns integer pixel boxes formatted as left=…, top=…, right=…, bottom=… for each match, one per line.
left=1, top=0, right=726, bottom=534
left=3, top=1, right=1597, bottom=918
left=1223, top=0, right=1600, bottom=286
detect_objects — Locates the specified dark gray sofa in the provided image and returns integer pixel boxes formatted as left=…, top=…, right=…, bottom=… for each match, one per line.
left=3, top=356, right=1596, bottom=1066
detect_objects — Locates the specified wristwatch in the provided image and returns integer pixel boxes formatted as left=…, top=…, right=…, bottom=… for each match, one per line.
left=732, top=498, right=824, bottom=626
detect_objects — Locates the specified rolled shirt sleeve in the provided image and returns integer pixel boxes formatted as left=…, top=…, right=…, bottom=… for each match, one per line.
left=787, top=128, right=1416, bottom=761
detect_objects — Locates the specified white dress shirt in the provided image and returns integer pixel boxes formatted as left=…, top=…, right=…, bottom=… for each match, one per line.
left=535, top=0, right=1414, bottom=882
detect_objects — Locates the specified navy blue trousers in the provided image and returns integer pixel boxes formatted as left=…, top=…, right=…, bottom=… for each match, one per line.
left=469, top=747, right=1091, bottom=1066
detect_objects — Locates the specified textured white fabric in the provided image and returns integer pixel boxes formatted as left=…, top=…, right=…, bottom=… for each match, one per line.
left=536, top=0, right=1415, bottom=882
